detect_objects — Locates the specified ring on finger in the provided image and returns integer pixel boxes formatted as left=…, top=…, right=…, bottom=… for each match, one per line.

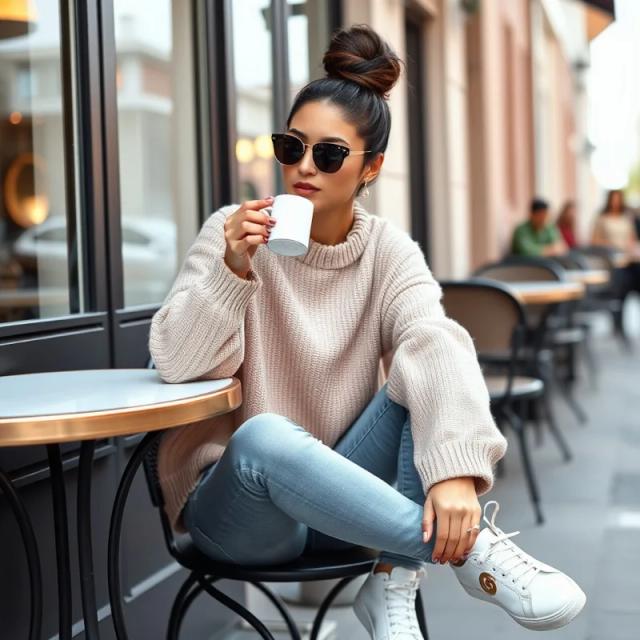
left=465, top=524, right=480, bottom=533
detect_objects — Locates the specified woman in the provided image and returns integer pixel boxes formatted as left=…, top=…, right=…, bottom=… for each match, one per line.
left=592, top=190, right=638, bottom=254
left=557, top=200, right=577, bottom=248
left=592, top=189, right=640, bottom=296
left=150, top=25, right=585, bottom=637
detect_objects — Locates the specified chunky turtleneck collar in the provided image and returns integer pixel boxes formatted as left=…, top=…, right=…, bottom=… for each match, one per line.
left=292, top=200, right=372, bottom=270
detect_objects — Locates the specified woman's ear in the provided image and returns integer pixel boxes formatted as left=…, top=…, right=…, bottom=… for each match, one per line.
left=364, top=152, right=384, bottom=183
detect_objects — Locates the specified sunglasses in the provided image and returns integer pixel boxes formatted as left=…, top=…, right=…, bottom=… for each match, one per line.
left=271, top=133, right=371, bottom=174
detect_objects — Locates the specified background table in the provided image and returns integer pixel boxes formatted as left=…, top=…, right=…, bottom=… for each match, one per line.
left=506, top=281, right=585, bottom=305
left=0, top=369, right=241, bottom=640
left=565, top=269, right=609, bottom=286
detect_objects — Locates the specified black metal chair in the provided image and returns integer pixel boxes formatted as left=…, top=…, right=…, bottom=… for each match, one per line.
left=570, top=245, right=633, bottom=349
left=474, top=257, right=589, bottom=428
left=441, top=279, right=549, bottom=524
left=107, top=359, right=430, bottom=640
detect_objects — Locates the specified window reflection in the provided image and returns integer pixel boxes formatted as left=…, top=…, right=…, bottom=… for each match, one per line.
left=231, top=0, right=276, bottom=202
left=0, top=0, right=76, bottom=323
left=114, top=0, right=196, bottom=307
left=288, top=0, right=332, bottom=103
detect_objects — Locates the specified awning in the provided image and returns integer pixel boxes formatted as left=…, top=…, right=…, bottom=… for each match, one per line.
left=580, top=0, right=615, bottom=17
left=579, top=0, right=615, bottom=41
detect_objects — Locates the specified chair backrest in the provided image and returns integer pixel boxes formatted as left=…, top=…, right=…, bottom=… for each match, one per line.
left=474, top=256, right=565, bottom=283
left=552, top=253, right=590, bottom=271
left=440, top=279, right=526, bottom=359
left=570, top=246, right=616, bottom=271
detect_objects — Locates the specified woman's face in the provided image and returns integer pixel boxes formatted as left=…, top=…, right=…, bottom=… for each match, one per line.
left=609, top=191, right=623, bottom=212
left=280, top=100, right=382, bottom=214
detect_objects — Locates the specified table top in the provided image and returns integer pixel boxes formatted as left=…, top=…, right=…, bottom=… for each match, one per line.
left=0, top=369, right=241, bottom=446
left=565, top=269, right=609, bottom=286
left=507, top=281, right=585, bottom=305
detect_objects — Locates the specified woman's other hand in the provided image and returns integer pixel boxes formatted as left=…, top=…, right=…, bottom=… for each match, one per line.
left=422, top=477, right=482, bottom=564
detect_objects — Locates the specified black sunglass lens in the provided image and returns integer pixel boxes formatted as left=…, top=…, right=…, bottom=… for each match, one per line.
left=314, top=143, right=347, bottom=173
left=273, top=135, right=304, bottom=165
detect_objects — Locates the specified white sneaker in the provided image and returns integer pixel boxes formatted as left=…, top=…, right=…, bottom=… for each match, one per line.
left=450, top=501, right=586, bottom=630
left=353, top=565, right=425, bottom=639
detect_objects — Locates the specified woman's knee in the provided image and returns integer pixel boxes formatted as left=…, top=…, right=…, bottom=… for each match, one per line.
left=227, top=413, right=309, bottom=462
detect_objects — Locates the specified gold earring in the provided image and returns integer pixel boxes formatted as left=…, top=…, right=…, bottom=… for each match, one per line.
left=361, top=180, right=370, bottom=199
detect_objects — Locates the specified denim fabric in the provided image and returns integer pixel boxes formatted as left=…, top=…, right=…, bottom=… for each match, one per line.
left=183, top=382, right=437, bottom=569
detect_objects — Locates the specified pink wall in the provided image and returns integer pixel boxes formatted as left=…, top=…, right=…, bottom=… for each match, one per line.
left=466, top=0, right=582, bottom=270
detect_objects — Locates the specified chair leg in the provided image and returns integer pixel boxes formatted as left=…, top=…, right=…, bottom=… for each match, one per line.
left=249, top=581, right=302, bottom=640
left=167, top=573, right=201, bottom=640
left=579, top=323, right=599, bottom=391
left=310, top=576, right=357, bottom=640
left=612, top=299, right=632, bottom=351
left=198, top=576, right=276, bottom=639
left=548, top=352, right=588, bottom=426
left=415, top=586, right=429, bottom=639
left=539, top=391, right=573, bottom=462
left=530, top=399, right=545, bottom=447
left=503, top=408, right=544, bottom=525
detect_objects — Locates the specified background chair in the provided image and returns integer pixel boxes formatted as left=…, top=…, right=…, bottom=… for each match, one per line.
left=570, top=245, right=633, bottom=349
left=440, top=279, right=552, bottom=524
left=474, top=257, right=589, bottom=427
left=107, top=358, right=430, bottom=640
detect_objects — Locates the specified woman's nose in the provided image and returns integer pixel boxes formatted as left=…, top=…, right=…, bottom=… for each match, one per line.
left=298, top=145, right=317, bottom=175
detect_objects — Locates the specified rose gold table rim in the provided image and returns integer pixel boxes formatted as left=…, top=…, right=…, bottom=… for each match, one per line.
left=0, top=378, right=242, bottom=447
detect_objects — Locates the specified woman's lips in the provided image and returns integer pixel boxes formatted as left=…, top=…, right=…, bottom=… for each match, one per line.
left=293, top=183, right=319, bottom=197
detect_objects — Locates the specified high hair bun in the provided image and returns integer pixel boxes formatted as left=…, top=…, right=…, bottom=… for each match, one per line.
left=323, top=24, right=402, bottom=99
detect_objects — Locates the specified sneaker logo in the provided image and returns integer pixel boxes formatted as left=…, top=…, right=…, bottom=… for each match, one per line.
left=479, top=572, right=497, bottom=595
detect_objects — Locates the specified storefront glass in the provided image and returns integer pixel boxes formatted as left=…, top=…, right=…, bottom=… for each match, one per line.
left=0, top=1, right=79, bottom=323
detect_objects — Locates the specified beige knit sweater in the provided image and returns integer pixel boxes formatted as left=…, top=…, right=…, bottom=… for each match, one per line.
left=149, top=201, right=508, bottom=530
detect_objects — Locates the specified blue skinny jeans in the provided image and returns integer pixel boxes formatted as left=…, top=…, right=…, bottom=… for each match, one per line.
left=183, top=381, right=438, bottom=570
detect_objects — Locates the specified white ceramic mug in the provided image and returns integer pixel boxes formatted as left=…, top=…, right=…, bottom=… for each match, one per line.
left=266, top=194, right=314, bottom=256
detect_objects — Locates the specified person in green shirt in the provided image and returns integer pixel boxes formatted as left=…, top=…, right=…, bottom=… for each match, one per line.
left=511, top=198, right=568, bottom=256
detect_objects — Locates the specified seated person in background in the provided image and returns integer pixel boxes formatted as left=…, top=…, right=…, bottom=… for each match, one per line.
left=556, top=200, right=578, bottom=249
left=511, top=198, right=567, bottom=256
left=591, top=189, right=639, bottom=256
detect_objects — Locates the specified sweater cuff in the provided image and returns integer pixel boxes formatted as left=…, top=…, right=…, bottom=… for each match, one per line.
left=414, top=438, right=507, bottom=498
left=197, top=256, right=262, bottom=317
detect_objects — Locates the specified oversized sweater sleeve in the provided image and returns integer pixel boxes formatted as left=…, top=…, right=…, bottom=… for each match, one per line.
left=149, top=205, right=262, bottom=383
left=380, top=237, right=508, bottom=497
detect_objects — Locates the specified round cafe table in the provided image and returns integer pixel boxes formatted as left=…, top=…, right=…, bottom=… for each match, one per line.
left=0, top=369, right=241, bottom=640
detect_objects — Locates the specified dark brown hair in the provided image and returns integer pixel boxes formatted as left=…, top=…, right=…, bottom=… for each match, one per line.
left=557, top=200, right=575, bottom=228
left=286, top=25, right=402, bottom=193
left=602, top=189, right=625, bottom=215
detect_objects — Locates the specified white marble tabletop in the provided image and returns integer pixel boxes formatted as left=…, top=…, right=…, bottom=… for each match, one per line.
left=0, top=369, right=241, bottom=446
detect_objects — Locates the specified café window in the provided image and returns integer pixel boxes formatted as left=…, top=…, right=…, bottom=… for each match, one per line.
left=230, top=0, right=339, bottom=203
left=113, top=0, right=199, bottom=308
left=288, top=0, right=334, bottom=102
left=230, top=0, right=276, bottom=202
left=0, top=0, right=81, bottom=323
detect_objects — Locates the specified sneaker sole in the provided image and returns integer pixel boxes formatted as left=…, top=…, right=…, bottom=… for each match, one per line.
left=460, top=583, right=587, bottom=631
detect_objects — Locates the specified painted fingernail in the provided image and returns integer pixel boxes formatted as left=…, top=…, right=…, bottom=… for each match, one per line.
left=432, top=556, right=439, bottom=563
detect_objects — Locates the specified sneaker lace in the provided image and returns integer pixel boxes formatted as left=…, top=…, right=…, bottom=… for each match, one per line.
left=385, top=575, right=422, bottom=638
left=477, top=501, right=541, bottom=590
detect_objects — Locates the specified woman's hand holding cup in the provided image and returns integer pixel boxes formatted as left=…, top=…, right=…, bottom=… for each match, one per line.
left=223, top=197, right=276, bottom=279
